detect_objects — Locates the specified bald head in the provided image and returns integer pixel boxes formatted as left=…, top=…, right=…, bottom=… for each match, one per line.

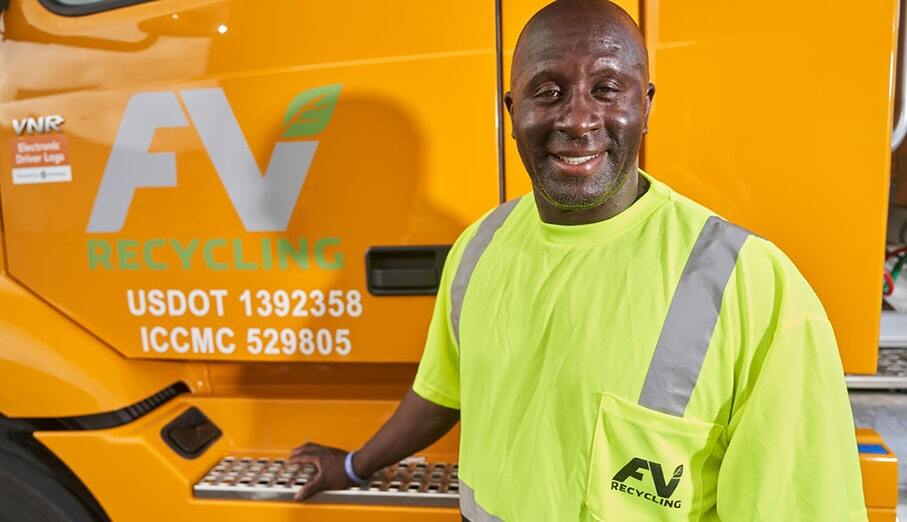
left=512, top=0, right=649, bottom=88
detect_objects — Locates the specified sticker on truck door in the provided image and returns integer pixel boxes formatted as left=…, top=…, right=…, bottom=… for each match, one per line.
left=10, top=114, right=72, bottom=185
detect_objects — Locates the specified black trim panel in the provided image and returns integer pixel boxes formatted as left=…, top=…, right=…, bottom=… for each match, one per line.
left=161, top=406, right=221, bottom=460
left=38, top=0, right=155, bottom=17
left=10, top=382, right=189, bottom=431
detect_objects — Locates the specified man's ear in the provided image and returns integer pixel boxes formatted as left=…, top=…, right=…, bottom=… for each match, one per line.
left=504, top=91, right=515, bottom=138
left=642, top=82, right=655, bottom=134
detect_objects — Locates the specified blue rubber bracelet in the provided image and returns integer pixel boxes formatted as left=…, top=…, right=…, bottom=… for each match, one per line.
left=344, top=451, right=369, bottom=485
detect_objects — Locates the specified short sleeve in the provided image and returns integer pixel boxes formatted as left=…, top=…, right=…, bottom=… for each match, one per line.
left=412, top=222, right=481, bottom=410
left=716, top=310, right=866, bottom=519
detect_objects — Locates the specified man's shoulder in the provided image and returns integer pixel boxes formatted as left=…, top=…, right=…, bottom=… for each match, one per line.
left=701, top=219, right=831, bottom=337
left=652, top=174, right=819, bottom=313
left=442, top=195, right=531, bottom=275
left=646, top=174, right=721, bottom=235
left=651, top=175, right=794, bottom=271
left=453, top=195, right=532, bottom=244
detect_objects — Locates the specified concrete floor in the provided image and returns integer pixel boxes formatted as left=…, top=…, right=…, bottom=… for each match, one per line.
left=849, top=391, right=907, bottom=518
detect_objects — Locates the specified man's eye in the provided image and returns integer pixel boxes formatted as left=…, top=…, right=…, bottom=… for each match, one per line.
left=593, top=85, right=620, bottom=96
left=534, top=88, right=561, bottom=99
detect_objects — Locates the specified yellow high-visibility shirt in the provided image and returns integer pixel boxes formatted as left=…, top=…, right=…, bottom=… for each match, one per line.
left=413, top=171, right=866, bottom=521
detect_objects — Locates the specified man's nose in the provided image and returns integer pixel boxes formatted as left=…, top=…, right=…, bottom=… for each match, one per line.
left=554, top=92, right=602, bottom=139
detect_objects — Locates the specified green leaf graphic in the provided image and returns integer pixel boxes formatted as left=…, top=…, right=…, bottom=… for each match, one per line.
left=282, top=84, right=343, bottom=138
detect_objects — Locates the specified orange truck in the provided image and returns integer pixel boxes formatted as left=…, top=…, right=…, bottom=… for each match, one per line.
left=0, top=0, right=900, bottom=520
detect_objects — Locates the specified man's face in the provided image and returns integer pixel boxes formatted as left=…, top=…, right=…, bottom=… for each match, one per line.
left=506, top=21, right=654, bottom=210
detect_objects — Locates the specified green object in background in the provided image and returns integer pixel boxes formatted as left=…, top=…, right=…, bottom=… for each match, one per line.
left=892, top=254, right=907, bottom=282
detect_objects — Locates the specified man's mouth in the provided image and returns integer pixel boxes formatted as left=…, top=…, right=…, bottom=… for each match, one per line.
left=549, top=152, right=605, bottom=175
left=555, top=153, right=600, bottom=165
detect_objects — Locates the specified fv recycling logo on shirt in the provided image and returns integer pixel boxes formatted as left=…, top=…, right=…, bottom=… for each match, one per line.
left=611, top=457, right=684, bottom=509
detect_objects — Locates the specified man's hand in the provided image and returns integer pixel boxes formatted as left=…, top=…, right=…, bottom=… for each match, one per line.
left=288, top=443, right=355, bottom=501
left=287, top=389, right=459, bottom=503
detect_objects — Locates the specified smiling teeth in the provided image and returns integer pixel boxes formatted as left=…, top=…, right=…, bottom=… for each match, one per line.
left=558, top=154, right=599, bottom=165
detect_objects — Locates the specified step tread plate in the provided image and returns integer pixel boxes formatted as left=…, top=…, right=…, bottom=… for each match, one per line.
left=193, top=455, right=459, bottom=507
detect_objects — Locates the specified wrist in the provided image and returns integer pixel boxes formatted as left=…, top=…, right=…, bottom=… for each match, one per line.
left=344, top=451, right=370, bottom=485
left=351, top=450, right=371, bottom=478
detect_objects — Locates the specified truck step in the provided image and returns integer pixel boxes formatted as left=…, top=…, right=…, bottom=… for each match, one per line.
left=193, top=455, right=459, bottom=507
left=846, top=347, right=907, bottom=390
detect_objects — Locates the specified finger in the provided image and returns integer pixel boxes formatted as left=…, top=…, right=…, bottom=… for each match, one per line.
left=289, top=442, right=313, bottom=456
left=289, top=450, right=320, bottom=462
left=289, top=442, right=322, bottom=458
left=294, top=475, right=325, bottom=501
left=290, top=446, right=308, bottom=457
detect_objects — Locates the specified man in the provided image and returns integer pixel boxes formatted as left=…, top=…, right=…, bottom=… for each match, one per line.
left=290, top=1, right=867, bottom=520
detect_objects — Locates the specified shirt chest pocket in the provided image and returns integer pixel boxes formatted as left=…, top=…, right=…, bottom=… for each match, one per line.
left=585, top=394, right=724, bottom=522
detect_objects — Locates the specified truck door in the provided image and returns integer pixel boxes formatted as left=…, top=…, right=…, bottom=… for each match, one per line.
left=0, top=0, right=501, bottom=364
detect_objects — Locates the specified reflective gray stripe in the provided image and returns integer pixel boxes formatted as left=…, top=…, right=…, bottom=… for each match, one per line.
left=638, top=216, right=750, bottom=417
left=450, top=199, right=520, bottom=344
left=459, top=480, right=503, bottom=522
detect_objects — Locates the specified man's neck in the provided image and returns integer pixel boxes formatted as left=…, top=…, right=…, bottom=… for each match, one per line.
left=534, top=169, right=649, bottom=226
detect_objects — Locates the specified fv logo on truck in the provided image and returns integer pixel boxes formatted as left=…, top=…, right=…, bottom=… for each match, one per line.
left=85, top=85, right=344, bottom=272
left=88, top=85, right=341, bottom=233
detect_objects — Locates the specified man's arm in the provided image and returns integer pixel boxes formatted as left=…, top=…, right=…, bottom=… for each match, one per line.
left=289, top=216, right=479, bottom=501
left=288, top=388, right=459, bottom=500
left=715, top=317, right=866, bottom=520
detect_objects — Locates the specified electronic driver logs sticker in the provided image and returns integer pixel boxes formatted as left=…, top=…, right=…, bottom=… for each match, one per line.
left=10, top=134, right=72, bottom=185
